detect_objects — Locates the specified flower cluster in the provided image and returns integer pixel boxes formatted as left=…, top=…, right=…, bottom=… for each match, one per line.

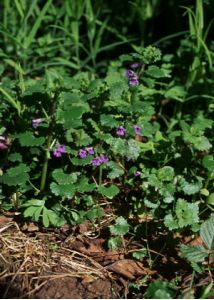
left=32, top=118, right=42, bottom=128
left=78, top=147, right=94, bottom=158
left=126, top=69, right=139, bottom=86
left=53, top=144, right=66, bottom=157
left=92, top=155, right=109, bottom=167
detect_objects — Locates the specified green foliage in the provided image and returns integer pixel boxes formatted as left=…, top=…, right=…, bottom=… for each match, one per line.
left=176, top=199, right=199, bottom=228
left=98, top=185, right=120, bottom=199
left=16, top=132, right=45, bottom=147
left=200, top=216, right=214, bottom=250
left=0, top=164, right=30, bottom=186
left=144, top=280, right=178, bottom=299
left=109, top=216, right=129, bottom=235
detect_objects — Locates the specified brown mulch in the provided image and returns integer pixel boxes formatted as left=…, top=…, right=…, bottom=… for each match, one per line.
left=0, top=216, right=155, bottom=299
left=0, top=215, right=213, bottom=299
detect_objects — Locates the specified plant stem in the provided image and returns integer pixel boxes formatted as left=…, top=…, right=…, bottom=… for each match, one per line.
left=99, top=164, right=103, bottom=186
left=39, top=90, right=59, bottom=192
left=40, top=134, right=52, bottom=192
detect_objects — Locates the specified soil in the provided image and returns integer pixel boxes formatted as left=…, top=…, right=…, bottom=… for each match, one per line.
left=0, top=215, right=213, bottom=299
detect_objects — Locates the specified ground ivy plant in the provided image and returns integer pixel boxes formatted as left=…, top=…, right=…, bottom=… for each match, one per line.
left=0, top=46, right=213, bottom=234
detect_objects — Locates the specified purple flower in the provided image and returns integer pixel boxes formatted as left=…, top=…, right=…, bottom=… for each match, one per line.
left=57, top=144, right=66, bottom=153
left=129, top=78, right=139, bottom=86
left=126, top=69, right=139, bottom=86
left=32, top=118, right=42, bottom=128
left=116, top=126, right=126, bottom=136
left=126, top=69, right=135, bottom=77
left=130, top=63, right=140, bottom=69
left=92, top=157, right=102, bottom=166
left=134, top=171, right=141, bottom=177
left=100, top=155, right=109, bottom=164
left=0, top=137, right=8, bottom=150
left=91, top=155, right=109, bottom=167
left=53, top=144, right=66, bottom=158
left=78, top=149, right=87, bottom=158
left=0, top=142, right=8, bottom=150
left=85, top=147, right=94, bottom=155
left=134, top=125, right=141, bottom=135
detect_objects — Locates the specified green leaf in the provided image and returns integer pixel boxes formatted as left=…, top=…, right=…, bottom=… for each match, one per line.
left=22, top=199, right=45, bottom=207
left=86, top=207, right=104, bottom=221
left=146, top=65, right=166, bottom=78
left=145, top=280, right=177, bottom=299
left=16, top=132, right=45, bottom=147
left=98, top=184, right=120, bottom=199
left=107, top=161, right=124, bottom=179
left=193, top=136, right=212, bottom=151
left=52, top=169, right=77, bottom=185
left=132, top=249, right=147, bottom=259
left=164, top=214, right=178, bottom=230
left=202, top=155, right=214, bottom=172
left=108, top=236, right=123, bottom=250
left=33, top=206, right=43, bottom=222
left=24, top=206, right=39, bottom=218
left=42, top=207, right=50, bottom=228
left=100, top=114, right=119, bottom=128
left=105, top=72, right=128, bottom=100
left=77, top=177, right=96, bottom=193
left=158, top=166, right=174, bottom=182
left=110, top=216, right=129, bottom=235
left=176, top=199, right=199, bottom=228
left=200, top=216, right=214, bottom=250
left=207, top=193, right=214, bottom=205
left=165, top=85, right=186, bottom=102
left=180, top=244, right=207, bottom=263
left=50, top=182, right=76, bottom=198
left=0, top=163, right=30, bottom=186
left=8, top=153, right=22, bottom=162
left=179, top=178, right=202, bottom=195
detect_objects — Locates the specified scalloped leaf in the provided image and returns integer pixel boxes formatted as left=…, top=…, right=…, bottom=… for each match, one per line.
left=107, top=161, right=124, bottom=179
left=110, top=216, right=129, bottom=235
left=50, top=182, right=76, bottom=198
left=52, top=169, right=77, bottom=185
left=176, top=199, right=199, bottom=228
left=0, top=163, right=30, bottom=186
left=16, top=131, right=45, bottom=147
left=98, top=184, right=120, bottom=199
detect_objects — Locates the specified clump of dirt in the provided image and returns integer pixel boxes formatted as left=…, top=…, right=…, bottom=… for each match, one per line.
left=34, top=277, right=120, bottom=299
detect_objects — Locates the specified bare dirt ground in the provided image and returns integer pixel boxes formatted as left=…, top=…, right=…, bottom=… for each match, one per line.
left=0, top=215, right=213, bottom=299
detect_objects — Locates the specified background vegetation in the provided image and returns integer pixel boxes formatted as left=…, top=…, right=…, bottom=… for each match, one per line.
left=0, top=0, right=214, bottom=298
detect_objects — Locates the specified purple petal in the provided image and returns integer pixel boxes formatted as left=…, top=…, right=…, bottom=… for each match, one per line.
left=85, top=147, right=94, bottom=155
left=78, top=149, right=87, bottom=158
left=32, top=118, right=42, bottom=128
left=130, top=63, right=140, bottom=69
left=53, top=150, right=62, bottom=157
left=134, top=171, right=141, bottom=177
left=116, top=126, right=126, bottom=136
left=129, top=79, right=139, bottom=86
left=100, top=155, right=109, bottom=164
left=133, top=125, right=141, bottom=135
left=126, top=69, right=135, bottom=78
left=0, top=142, right=8, bottom=150
left=92, top=157, right=102, bottom=166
